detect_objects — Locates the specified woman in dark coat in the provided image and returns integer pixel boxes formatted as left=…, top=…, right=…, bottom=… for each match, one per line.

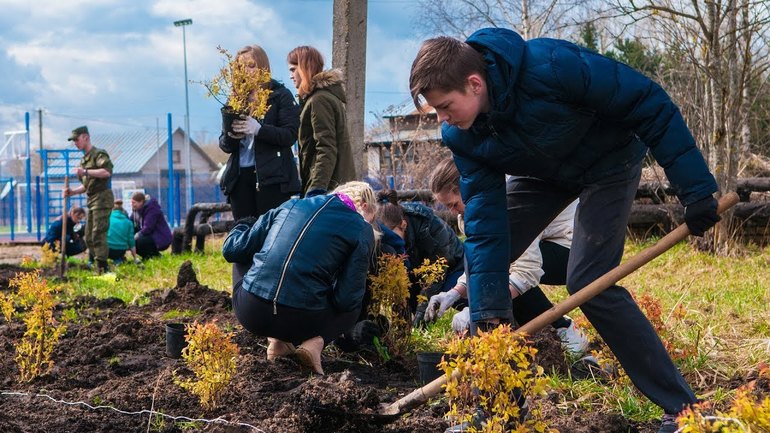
left=223, top=193, right=375, bottom=374
left=219, top=44, right=301, bottom=220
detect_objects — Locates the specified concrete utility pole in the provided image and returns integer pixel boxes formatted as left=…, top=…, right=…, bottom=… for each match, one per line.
left=332, top=0, right=368, bottom=180
left=174, top=18, right=193, bottom=214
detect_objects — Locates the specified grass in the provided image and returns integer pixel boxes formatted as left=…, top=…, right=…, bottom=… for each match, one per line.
left=53, top=235, right=231, bottom=305
left=540, top=239, right=770, bottom=421
left=18, top=235, right=770, bottom=426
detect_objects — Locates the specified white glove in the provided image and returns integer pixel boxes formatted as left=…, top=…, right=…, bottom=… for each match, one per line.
left=425, top=288, right=462, bottom=322
left=232, top=115, right=261, bottom=136
left=451, top=307, right=471, bottom=333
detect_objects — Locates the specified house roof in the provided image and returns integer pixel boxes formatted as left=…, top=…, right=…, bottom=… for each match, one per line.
left=366, top=126, right=442, bottom=146
left=382, top=102, right=436, bottom=118
left=47, top=128, right=217, bottom=175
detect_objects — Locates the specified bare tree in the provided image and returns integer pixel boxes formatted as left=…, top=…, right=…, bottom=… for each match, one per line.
left=613, top=0, right=770, bottom=251
left=413, top=0, right=602, bottom=39
left=365, top=104, right=451, bottom=190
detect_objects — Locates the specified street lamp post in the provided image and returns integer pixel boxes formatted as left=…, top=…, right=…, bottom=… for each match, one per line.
left=173, top=18, right=193, bottom=215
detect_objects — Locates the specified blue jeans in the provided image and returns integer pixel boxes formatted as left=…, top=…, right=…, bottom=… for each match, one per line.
left=501, top=163, right=696, bottom=414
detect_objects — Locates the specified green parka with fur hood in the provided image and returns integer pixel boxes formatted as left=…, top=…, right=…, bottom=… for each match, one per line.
left=297, top=69, right=355, bottom=196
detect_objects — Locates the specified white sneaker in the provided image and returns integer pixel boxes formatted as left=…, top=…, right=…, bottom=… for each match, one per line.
left=555, top=318, right=589, bottom=356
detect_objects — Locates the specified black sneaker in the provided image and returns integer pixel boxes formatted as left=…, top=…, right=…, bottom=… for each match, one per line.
left=658, top=413, right=678, bottom=433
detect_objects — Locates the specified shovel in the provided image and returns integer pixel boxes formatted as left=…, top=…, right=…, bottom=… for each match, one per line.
left=59, top=177, right=69, bottom=278
left=378, top=191, right=739, bottom=418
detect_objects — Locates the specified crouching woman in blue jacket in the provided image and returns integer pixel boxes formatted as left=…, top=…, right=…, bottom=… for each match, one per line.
left=223, top=193, right=375, bottom=374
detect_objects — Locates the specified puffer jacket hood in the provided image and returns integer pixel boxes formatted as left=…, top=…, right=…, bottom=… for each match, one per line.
left=307, top=69, right=346, bottom=103
left=466, top=28, right=525, bottom=119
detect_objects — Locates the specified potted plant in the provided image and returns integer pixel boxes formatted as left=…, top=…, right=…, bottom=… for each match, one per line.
left=411, top=311, right=457, bottom=384
left=198, top=46, right=272, bottom=135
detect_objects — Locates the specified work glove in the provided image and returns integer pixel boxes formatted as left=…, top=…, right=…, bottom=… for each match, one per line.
left=232, top=115, right=261, bottom=136
left=350, top=320, right=382, bottom=346
left=235, top=216, right=259, bottom=228
left=684, top=195, right=720, bottom=236
left=451, top=307, right=471, bottom=333
left=424, top=288, right=462, bottom=322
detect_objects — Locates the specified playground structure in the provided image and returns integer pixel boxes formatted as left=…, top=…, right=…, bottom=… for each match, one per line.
left=0, top=113, right=223, bottom=242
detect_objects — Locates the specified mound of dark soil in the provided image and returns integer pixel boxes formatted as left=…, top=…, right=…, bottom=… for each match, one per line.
left=0, top=266, right=684, bottom=433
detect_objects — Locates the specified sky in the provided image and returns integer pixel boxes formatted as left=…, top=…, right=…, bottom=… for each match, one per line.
left=0, top=0, right=424, bottom=152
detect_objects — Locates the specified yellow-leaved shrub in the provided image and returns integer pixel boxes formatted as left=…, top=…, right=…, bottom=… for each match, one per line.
left=0, top=270, right=66, bottom=382
left=174, top=320, right=239, bottom=409
left=442, top=324, right=555, bottom=433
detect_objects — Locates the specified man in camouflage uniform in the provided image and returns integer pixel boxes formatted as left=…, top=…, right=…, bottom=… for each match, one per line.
left=64, top=125, right=114, bottom=273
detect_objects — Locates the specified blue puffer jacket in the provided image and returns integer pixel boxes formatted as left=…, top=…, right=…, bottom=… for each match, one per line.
left=222, top=195, right=375, bottom=312
left=442, top=28, right=718, bottom=319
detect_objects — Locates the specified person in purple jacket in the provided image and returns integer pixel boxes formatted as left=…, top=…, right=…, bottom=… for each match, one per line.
left=130, top=192, right=172, bottom=259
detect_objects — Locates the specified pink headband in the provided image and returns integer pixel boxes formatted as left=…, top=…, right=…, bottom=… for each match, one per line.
left=334, top=192, right=357, bottom=212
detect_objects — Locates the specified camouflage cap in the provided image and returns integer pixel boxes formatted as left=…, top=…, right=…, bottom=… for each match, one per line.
left=67, top=125, right=89, bottom=141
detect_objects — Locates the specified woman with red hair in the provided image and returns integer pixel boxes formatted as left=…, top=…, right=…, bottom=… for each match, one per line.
left=287, top=46, right=355, bottom=197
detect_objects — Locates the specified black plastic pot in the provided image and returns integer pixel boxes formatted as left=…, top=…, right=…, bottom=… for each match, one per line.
left=220, top=106, right=243, bottom=135
left=416, top=351, right=446, bottom=384
left=165, top=323, right=188, bottom=358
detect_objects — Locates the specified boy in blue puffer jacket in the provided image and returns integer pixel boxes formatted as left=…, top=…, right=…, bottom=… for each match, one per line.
left=409, top=28, right=720, bottom=433
left=223, top=193, right=374, bottom=375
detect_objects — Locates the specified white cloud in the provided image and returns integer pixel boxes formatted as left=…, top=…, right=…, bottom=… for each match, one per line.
left=0, top=0, right=419, bottom=144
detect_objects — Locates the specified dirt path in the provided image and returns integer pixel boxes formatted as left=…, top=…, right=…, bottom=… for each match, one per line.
left=0, top=244, right=43, bottom=265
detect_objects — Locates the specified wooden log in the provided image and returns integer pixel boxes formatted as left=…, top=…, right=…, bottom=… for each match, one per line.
left=628, top=203, right=770, bottom=227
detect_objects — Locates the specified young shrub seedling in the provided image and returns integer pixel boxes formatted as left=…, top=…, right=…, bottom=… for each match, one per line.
left=0, top=270, right=66, bottom=382
left=197, top=46, right=272, bottom=119
left=441, top=324, right=555, bottom=433
left=412, top=256, right=449, bottom=306
left=677, top=385, right=770, bottom=432
left=368, top=253, right=411, bottom=358
left=174, top=320, right=239, bottom=409
left=40, top=242, right=59, bottom=268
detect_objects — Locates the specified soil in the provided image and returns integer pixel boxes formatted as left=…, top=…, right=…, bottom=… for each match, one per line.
left=0, top=263, right=761, bottom=433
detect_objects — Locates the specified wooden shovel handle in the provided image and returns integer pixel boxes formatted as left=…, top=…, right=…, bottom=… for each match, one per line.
left=59, top=178, right=69, bottom=277
left=382, top=192, right=740, bottom=416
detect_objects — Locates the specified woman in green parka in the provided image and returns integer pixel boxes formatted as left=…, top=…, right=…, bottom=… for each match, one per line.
left=287, top=46, right=355, bottom=197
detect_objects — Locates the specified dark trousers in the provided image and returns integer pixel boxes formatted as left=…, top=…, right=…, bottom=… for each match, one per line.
left=228, top=168, right=292, bottom=220
left=109, top=248, right=127, bottom=261
left=503, top=162, right=696, bottom=414
left=45, top=239, right=86, bottom=257
left=135, top=235, right=160, bottom=259
left=232, top=263, right=359, bottom=345
left=511, top=241, right=570, bottom=329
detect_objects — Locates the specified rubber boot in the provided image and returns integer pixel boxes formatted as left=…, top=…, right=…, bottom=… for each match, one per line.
left=295, top=336, right=324, bottom=374
left=266, top=338, right=295, bottom=361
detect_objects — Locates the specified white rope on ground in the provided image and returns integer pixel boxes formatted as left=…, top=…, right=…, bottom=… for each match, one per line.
left=1, top=390, right=268, bottom=432
left=674, top=415, right=747, bottom=433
